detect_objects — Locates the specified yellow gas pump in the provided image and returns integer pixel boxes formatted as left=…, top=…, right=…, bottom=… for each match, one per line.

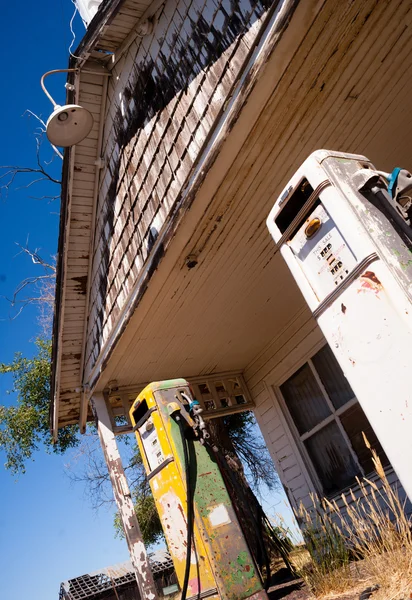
left=130, top=379, right=269, bottom=600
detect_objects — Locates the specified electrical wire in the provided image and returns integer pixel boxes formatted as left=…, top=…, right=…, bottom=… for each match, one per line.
left=68, top=0, right=81, bottom=59
left=177, top=415, right=194, bottom=600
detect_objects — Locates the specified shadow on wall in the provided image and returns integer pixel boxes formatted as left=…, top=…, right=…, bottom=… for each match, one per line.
left=91, top=0, right=278, bottom=364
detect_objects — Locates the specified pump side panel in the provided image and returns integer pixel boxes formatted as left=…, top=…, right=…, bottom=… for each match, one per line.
left=153, top=385, right=265, bottom=600
left=318, top=258, right=412, bottom=501
left=321, top=155, right=412, bottom=304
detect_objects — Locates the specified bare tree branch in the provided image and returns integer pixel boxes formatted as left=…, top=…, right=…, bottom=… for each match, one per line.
left=64, top=434, right=144, bottom=511
left=23, top=110, right=64, bottom=160
left=2, top=243, right=56, bottom=334
left=28, top=194, right=61, bottom=202
left=0, top=117, right=62, bottom=200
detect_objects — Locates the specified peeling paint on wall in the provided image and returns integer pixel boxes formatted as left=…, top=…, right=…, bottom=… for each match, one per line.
left=85, top=0, right=277, bottom=375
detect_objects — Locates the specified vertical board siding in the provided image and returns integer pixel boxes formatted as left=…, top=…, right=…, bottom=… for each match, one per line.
left=246, top=309, right=319, bottom=512
left=85, top=0, right=276, bottom=376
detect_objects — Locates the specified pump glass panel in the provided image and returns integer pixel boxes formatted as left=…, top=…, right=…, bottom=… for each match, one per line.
left=288, top=203, right=356, bottom=301
left=139, top=418, right=165, bottom=471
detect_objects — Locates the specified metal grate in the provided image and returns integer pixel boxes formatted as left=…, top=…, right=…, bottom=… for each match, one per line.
left=59, top=551, right=174, bottom=600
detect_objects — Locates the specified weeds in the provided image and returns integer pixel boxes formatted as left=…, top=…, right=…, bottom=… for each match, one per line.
left=294, top=443, right=412, bottom=598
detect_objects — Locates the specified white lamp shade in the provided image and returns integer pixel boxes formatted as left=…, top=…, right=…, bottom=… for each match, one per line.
left=46, top=104, right=94, bottom=147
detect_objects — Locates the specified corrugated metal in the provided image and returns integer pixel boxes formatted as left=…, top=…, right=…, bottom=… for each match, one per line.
left=59, top=553, right=174, bottom=600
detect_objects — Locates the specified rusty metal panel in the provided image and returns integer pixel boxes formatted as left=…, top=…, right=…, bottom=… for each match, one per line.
left=130, top=380, right=268, bottom=599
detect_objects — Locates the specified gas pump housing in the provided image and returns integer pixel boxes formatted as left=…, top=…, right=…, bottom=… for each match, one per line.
left=267, top=150, right=412, bottom=501
left=130, top=379, right=268, bottom=600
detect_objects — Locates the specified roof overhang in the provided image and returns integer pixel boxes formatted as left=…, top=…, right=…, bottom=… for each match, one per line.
left=51, top=0, right=309, bottom=437
left=53, top=0, right=412, bottom=437
left=50, top=0, right=166, bottom=433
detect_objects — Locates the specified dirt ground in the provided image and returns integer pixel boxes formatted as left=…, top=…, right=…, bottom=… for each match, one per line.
left=266, top=567, right=361, bottom=600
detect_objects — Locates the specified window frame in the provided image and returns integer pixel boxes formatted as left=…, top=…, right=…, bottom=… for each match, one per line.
left=276, top=345, right=367, bottom=497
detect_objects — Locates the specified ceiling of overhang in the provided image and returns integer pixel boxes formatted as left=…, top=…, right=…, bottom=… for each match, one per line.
left=56, top=0, right=412, bottom=427
left=97, top=0, right=412, bottom=389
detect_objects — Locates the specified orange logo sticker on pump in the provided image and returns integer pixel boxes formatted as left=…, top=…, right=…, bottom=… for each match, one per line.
left=305, top=217, right=322, bottom=239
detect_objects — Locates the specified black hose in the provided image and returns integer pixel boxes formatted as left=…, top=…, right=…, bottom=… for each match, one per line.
left=177, top=416, right=194, bottom=600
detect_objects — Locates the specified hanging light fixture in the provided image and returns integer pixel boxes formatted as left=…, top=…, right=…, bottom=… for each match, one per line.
left=41, top=69, right=94, bottom=147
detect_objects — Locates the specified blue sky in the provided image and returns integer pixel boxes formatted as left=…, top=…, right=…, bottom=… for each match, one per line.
left=0, top=2, right=298, bottom=599
left=0, top=2, right=130, bottom=598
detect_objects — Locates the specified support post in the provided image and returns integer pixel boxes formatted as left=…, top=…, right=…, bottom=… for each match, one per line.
left=91, top=393, right=158, bottom=600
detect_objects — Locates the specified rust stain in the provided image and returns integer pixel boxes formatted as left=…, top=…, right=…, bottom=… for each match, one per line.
left=363, top=271, right=382, bottom=286
left=71, top=275, right=88, bottom=295
left=358, top=271, right=383, bottom=296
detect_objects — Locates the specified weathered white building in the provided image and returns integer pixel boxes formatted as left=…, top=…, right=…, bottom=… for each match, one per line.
left=50, top=0, right=412, bottom=590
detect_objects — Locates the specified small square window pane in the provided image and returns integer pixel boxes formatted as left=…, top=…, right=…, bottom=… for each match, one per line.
left=215, top=381, right=226, bottom=394
left=305, top=421, right=361, bottom=495
left=280, top=363, right=331, bottom=435
left=312, top=345, right=355, bottom=409
left=340, top=402, right=390, bottom=475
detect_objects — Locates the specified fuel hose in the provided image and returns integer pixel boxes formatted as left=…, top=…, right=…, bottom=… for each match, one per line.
left=176, top=415, right=194, bottom=600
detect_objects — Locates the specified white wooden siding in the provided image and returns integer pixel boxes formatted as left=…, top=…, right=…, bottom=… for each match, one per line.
left=245, top=308, right=321, bottom=511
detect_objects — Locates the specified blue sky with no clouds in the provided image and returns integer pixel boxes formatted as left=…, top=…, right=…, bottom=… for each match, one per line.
left=0, top=2, right=130, bottom=598
left=0, top=2, right=299, bottom=599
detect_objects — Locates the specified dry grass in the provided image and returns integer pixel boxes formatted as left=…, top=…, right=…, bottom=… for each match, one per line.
left=294, top=443, right=412, bottom=599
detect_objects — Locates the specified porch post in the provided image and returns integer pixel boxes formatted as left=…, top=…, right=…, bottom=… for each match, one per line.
left=91, top=393, right=158, bottom=600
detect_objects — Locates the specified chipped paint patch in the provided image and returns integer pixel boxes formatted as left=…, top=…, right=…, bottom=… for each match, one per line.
left=158, top=491, right=191, bottom=562
left=358, top=270, right=383, bottom=296
left=208, top=504, right=231, bottom=528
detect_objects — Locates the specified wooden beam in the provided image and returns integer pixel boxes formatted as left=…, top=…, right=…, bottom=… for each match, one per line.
left=91, top=393, right=158, bottom=600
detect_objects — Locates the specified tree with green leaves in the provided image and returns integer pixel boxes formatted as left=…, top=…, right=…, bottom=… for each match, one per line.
left=0, top=338, right=78, bottom=475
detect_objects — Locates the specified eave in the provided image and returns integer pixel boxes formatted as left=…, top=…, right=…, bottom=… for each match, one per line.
left=50, top=0, right=160, bottom=434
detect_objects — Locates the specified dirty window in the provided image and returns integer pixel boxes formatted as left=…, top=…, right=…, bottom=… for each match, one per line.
left=312, top=344, right=354, bottom=409
left=340, top=403, right=390, bottom=475
left=280, top=363, right=331, bottom=434
left=279, top=344, right=392, bottom=497
left=305, top=421, right=360, bottom=495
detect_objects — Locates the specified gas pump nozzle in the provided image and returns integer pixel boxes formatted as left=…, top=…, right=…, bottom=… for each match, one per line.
left=352, top=167, right=412, bottom=245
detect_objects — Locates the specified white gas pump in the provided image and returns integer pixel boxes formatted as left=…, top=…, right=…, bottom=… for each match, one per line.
left=267, top=150, right=412, bottom=501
